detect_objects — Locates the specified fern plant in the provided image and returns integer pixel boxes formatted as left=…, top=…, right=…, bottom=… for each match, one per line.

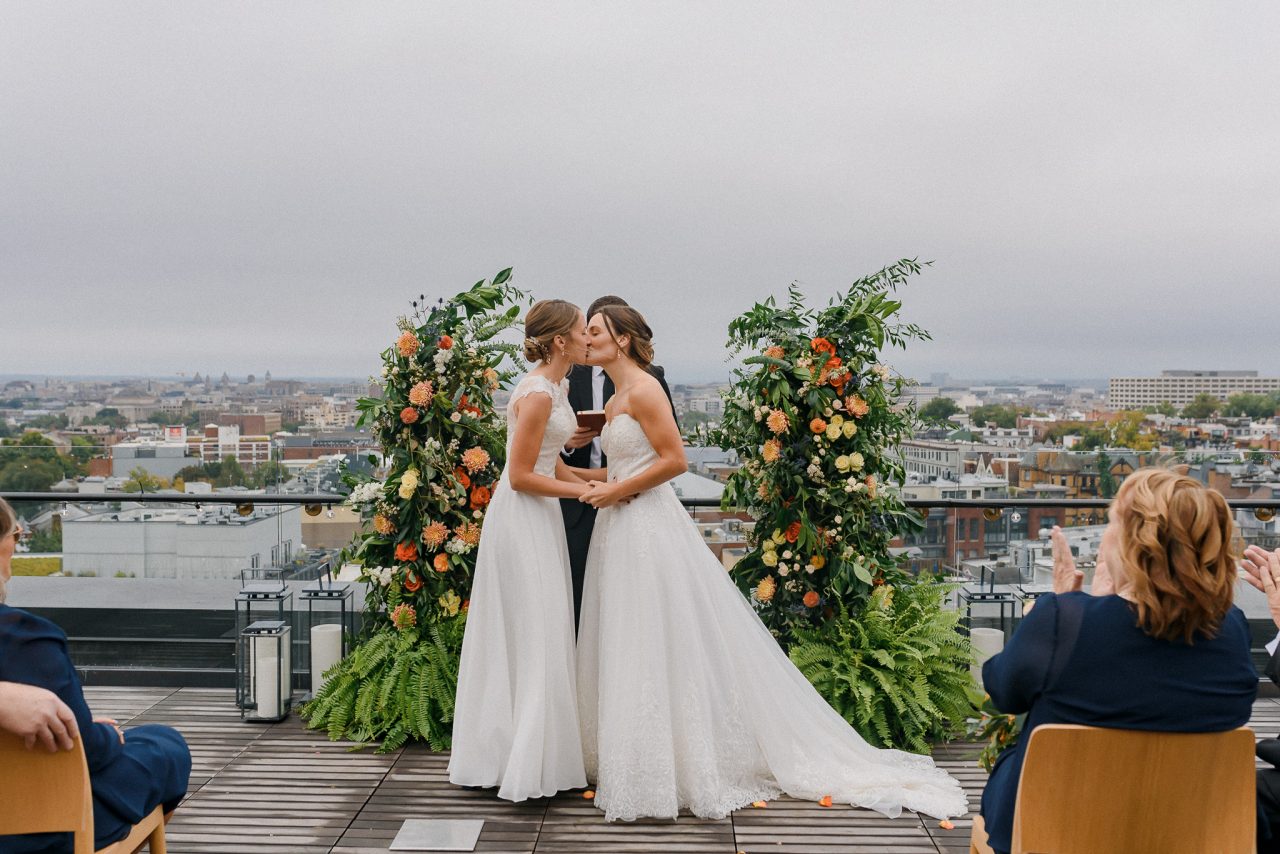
left=302, top=613, right=466, bottom=752
left=789, top=580, right=976, bottom=753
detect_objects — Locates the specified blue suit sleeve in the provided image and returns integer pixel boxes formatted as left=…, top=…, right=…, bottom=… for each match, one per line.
left=983, top=592, right=1059, bottom=715
left=4, top=613, right=123, bottom=772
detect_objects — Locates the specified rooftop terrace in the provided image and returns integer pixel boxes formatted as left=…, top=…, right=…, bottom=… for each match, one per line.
left=80, top=685, right=1280, bottom=853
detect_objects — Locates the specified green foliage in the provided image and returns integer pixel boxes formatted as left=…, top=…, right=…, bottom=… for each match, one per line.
left=967, top=693, right=1025, bottom=772
left=303, top=269, right=526, bottom=749
left=1224, top=392, right=1280, bottom=420
left=300, top=615, right=467, bottom=752
left=919, top=396, right=961, bottom=424
left=11, top=557, right=61, bottom=576
left=1181, top=393, right=1221, bottom=420
left=121, top=466, right=166, bottom=493
left=0, top=432, right=83, bottom=490
left=709, top=260, right=931, bottom=642
left=27, top=528, right=61, bottom=553
left=789, top=582, right=976, bottom=753
left=968, top=404, right=1024, bottom=429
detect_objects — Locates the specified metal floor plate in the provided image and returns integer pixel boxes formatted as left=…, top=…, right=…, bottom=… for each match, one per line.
left=389, top=818, right=484, bottom=851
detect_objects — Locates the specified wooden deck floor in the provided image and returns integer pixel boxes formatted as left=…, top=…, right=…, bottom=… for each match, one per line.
left=84, top=686, right=1280, bottom=854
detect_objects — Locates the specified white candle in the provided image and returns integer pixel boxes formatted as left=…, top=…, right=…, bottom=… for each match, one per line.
left=254, top=638, right=281, bottom=719
left=969, top=627, right=1005, bottom=687
left=311, top=624, right=343, bottom=691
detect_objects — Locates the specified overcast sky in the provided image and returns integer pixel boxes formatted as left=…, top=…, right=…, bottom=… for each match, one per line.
left=3, top=3, right=1277, bottom=384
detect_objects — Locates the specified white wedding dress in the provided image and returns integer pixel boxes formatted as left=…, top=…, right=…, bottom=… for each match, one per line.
left=448, top=374, right=586, bottom=801
left=576, top=414, right=968, bottom=821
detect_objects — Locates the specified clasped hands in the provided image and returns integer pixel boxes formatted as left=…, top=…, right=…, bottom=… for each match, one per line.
left=579, top=480, right=638, bottom=509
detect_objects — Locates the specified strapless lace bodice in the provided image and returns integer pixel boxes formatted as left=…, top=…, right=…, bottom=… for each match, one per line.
left=600, top=414, right=657, bottom=481
left=505, top=374, right=576, bottom=478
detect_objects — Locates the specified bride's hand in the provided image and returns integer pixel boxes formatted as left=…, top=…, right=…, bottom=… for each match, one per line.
left=583, top=481, right=625, bottom=509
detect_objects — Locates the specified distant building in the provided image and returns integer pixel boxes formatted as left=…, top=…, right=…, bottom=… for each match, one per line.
left=110, top=438, right=197, bottom=479
left=63, top=504, right=302, bottom=580
left=1108, top=370, right=1280, bottom=410
left=186, top=425, right=272, bottom=467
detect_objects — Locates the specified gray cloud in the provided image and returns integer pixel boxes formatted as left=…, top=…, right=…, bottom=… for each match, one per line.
left=2, top=2, right=1277, bottom=383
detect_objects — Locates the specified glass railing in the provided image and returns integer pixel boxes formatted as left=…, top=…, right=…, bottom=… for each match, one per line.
left=4, top=490, right=1278, bottom=687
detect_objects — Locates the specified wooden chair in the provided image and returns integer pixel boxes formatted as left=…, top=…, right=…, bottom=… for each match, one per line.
left=970, top=724, right=1255, bottom=854
left=0, top=732, right=167, bottom=853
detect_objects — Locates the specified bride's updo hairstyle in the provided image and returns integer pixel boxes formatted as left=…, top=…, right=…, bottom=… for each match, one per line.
left=522, top=299, right=580, bottom=364
left=596, top=304, right=655, bottom=369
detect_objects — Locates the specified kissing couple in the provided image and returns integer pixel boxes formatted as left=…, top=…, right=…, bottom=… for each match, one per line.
left=447, top=296, right=967, bottom=822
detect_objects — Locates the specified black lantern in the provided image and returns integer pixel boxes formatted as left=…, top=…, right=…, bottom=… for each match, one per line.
left=235, top=568, right=292, bottom=718
left=237, top=620, right=291, bottom=722
left=297, top=564, right=354, bottom=699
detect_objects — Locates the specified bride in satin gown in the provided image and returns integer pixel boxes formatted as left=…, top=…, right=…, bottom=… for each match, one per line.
left=448, top=300, right=599, bottom=802
left=574, top=304, right=968, bottom=822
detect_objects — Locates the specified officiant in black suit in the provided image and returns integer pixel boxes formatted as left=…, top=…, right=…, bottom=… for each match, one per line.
left=560, top=295, right=678, bottom=631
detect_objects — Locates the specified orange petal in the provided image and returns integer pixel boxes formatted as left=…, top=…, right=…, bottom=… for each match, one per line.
left=818, top=795, right=833, bottom=807
left=939, top=819, right=955, bottom=830
left=751, top=800, right=767, bottom=808
left=583, top=790, right=595, bottom=799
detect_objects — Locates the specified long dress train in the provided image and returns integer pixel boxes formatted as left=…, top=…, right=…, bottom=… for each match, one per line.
left=576, top=413, right=968, bottom=821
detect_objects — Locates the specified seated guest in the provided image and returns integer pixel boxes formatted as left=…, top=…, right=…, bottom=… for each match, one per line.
left=0, top=497, right=192, bottom=853
left=1239, top=544, right=1280, bottom=853
left=977, top=468, right=1256, bottom=854
left=0, top=681, right=78, bottom=752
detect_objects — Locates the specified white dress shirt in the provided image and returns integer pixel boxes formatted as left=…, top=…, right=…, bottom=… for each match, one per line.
left=1268, top=631, right=1280, bottom=657
left=590, top=366, right=605, bottom=469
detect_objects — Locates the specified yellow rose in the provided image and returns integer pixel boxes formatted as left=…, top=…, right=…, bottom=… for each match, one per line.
left=771, top=529, right=786, bottom=545
left=842, top=421, right=857, bottom=439
left=762, top=550, right=779, bottom=567
left=829, top=414, right=844, bottom=428
left=849, top=452, right=865, bottom=471
left=835, top=455, right=851, bottom=472
left=762, top=538, right=776, bottom=552
left=825, top=423, right=841, bottom=441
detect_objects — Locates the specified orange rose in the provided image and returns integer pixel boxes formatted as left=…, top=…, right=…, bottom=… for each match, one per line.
left=810, top=337, right=836, bottom=355
left=785, top=521, right=802, bottom=543
left=403, top=570, right=423, bottom=592
left=400, top=406, right=419, bottom=424
left=438, top=334, right=454, bottom=350
left=453, top=467, right=472, bottom=489
left=803, top=590, right=820, bottom=608
left=809, top=418, right=827, bottom=434
left=394, top=541, right=419, bottom=563
left=470, top=485, right=491, bottom=509
left=810, top=555, right=826, bottom=569
left=433, top=553, right=449, bottom=573
left=461, top=598, right=470, bottom=613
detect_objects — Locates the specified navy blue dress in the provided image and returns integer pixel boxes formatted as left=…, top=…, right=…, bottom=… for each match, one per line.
left=979, top=592, right=1256, bottom=854
left=0, top=604, right=191, bottom=853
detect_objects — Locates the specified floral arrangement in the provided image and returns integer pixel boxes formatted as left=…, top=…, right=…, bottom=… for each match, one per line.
left=710, top=259, right=977, bottom=750
left=710, top=259, right=932, bottom=644
left=302, top=270, right=527, bottom=749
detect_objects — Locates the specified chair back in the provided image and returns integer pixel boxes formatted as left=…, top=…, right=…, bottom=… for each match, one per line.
left=0, top=731, right=95, bottom=854
left=1012, top=724, right=1254, bottom=854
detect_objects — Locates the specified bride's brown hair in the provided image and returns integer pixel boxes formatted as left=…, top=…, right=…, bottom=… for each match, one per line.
left=595, top=304, right=655, bottom=369
left=523, top=300, right=580, bottom=363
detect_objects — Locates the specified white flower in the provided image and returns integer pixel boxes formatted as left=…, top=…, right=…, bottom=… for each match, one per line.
left=445, top=538, right=470, bottom=554
left=473, top=509, right=483, bottom=519
left=824, top=407, right=833, bottom=417
left=832, top=398, right=844, bottom=410
left=380, top=366, right=389, bottom=377
left=807, top=463, right=822, bottom=479
left=805, top=563, right=816, bottom=574
left=782, top=550, right=792, bottom=559
left=834, top=515, right=843, bottom=524
left=873, top=364, right=891, bottom=381
left=778, top=563, right=790, bottom=576
left=450, top=412, right=462, bottom=422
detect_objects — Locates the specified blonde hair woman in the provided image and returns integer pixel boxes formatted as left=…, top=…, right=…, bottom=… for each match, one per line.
left=0, top=497, right=191, bottom=852
left=448, top=300, right=600, bottom=801
left=977, top=469, right=1256, bottom=854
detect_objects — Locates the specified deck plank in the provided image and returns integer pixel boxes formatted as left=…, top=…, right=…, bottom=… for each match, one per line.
left=80, top=686, right=1280, bottom=853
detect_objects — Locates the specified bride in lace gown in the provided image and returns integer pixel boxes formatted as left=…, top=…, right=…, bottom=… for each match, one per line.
left=574, top=305, right=968, bottom=822
left=448, top=300, right=600, bottom=802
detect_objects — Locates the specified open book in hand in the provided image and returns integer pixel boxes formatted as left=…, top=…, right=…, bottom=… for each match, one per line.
left=576, top=409, right=606, bottom=432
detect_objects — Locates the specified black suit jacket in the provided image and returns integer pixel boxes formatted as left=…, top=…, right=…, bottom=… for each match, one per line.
left=560, top=363, right=676, bottom=523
